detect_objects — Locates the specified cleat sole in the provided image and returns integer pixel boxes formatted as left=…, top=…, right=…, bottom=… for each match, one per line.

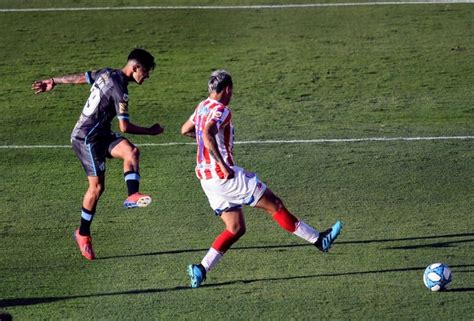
left=124, top=196, right=152, bottom=209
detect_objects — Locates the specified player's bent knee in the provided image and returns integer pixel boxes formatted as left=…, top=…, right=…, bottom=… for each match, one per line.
left=274, top=196, right=284, bottom=209
left=235, top=225, right=246, bottom=238
left=228, top=224, right=246, bottom=237
left=265, top=189, right=283, bottom=205
left=129, top=146, right=140, bottom=160
left=266, top=191, right=284, bottom=213
left=133, top=146, right=140, bottom=156
left=88, top=183, right=104, bottom=198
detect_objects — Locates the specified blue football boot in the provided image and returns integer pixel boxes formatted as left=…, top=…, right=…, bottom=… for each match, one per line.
left=187, top=264, right=207, bottom=288
left=315, top=220, right=343, bottom=252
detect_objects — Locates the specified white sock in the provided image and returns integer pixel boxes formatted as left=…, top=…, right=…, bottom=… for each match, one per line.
left=293, top=221, right=319, bottom=244
left=201, top=247, right=223, bottom=272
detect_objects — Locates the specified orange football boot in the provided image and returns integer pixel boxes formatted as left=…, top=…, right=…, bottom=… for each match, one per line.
left=74, top=229, right=96, bottom=260
left=123, top=192, right=152, bottom=209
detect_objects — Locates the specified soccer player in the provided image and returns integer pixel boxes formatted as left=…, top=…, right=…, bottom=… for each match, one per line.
left=181, top=70, right=343, bottom=288
left=32, top=49, right=163, bottom=260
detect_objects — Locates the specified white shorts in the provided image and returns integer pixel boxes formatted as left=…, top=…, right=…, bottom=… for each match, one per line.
left=200, top=166, right=267, bottom=215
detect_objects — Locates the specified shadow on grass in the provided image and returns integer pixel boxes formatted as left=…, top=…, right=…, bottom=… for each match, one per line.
left=96, top=232, right=474, bottom=260
left=447, top=288, right=474, bottom=292
left=0, top=286, right=189, bottom=308
left=2, top=264, right=473, bottom=308
left=384, top=238, right=474, bottom=250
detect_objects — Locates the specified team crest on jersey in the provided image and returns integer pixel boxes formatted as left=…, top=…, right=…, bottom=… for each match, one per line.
left=198, top=106, right=209, bottom=116
left=245, top=171, right=256, bottom=178
left=119, top=102, right=128, bottom=114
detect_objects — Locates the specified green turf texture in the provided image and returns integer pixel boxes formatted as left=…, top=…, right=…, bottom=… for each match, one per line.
left=0, top=1, right=473, bottom=320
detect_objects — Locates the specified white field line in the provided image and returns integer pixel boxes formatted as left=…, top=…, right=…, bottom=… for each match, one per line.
left=1, top=1, right=474, bottom=12
left=1, top=136, right=473, bottom=149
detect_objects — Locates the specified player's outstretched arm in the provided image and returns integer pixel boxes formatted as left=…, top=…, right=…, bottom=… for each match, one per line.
left=32, top=73, right=88, bottom=94
left=119, top=119, right=164, bottom=136
left=181, top=119, right=196, bottom=139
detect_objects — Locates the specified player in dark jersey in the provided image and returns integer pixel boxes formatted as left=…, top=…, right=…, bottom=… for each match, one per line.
left=32, top=49, right=163, bottom=260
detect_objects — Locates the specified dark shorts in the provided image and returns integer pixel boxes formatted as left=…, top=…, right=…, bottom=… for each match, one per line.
left=72, top=133, right=125, bottom=177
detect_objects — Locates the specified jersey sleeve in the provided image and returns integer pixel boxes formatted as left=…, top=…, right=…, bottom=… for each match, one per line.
left=189, top=109, right=197, bottom=124
left=85, top=69, right=102, bottom=85
left=115, top=91, right=130, bottom=121
left=85, top=68, right=113, bottom=85
left=210, top=106, right=231, bottom=129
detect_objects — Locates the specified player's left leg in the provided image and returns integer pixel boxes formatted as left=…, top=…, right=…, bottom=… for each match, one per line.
left=188, top=208, right=245, bottom=288
left=110, top=139, right=151, bottom=208
left=255, top=188, right=342, bottom=252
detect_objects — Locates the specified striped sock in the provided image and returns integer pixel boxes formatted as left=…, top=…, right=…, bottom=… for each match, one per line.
left=79, top=207, right=95, bottom=236
left=201, top=248, right=223, bottom=272
left=201, top=230, right=241, bottom=272
left=124, top=171, right=140, bottom=196
left=293, top=221, right=319, bottom=243
left=272, top=207, right=299, bottom=232
left=211, top=229, right=239, bottom=253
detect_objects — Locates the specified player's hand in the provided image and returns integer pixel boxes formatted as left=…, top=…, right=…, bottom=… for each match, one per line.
left=32, top=79, right=56, bottom=94
left=149, top=123, right=164, bottom=135
left=221, top=164, right=235, bottom=180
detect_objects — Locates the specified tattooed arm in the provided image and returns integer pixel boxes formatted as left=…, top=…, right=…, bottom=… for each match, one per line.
left=32, top=73, right=88, bottom=94
left=202, top=120, right=234, bottom=179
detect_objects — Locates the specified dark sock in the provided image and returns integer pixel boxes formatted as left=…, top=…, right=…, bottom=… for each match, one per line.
left=79, top=207, right=95, bottom=236
left=124, top=171, right=140, bottom=196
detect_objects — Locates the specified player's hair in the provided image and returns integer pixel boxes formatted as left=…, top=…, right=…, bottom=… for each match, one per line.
left=127, top=48, right=156, bottom=71
left=208, top=70, right=233, bottom=93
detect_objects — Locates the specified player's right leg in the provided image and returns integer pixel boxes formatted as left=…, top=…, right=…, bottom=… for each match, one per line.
left=71, top=139, right=106, bottom=260
left=74, top=175, right=104, bottom=260
left=109, top=138, right=152, bottom=209
left=188, top=208, right=246, bottom=288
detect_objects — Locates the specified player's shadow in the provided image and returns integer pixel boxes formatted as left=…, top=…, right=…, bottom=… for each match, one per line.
left=384, top=238, right=474, bottom=250
left=0, top=313, right=13, bottom=321
left=97, top=232, right=474, bottom=260
left=0, top=286, right=189, bottom=309
left=339, top=232, right=474, bottom=245
left=447, top=288, right=474, bottom=292
left=2, top=264, right=473, bottom=308
left=209, top=263, right=474, bottom=289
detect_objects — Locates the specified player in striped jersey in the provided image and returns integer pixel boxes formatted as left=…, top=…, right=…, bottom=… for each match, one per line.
left=193, top=97, right=235, bottom=180
left=181, top=70, right=343, bottom=288
left=32, top=49, right=163, bottom=260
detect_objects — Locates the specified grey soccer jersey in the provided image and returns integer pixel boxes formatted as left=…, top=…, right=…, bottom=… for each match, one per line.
left=71, top=68, right=130, bottom=142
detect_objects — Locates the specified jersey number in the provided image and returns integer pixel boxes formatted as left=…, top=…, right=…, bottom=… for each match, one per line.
left=82, top=77, right=106, bottom=116
left=82, top=87, right=100, bottom=116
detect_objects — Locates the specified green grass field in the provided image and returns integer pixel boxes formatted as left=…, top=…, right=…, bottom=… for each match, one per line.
left=1, top=1, right=473, bottom=320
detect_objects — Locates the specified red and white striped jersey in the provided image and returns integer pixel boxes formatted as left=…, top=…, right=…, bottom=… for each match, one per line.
left=189, top=98, right=234, bottom=180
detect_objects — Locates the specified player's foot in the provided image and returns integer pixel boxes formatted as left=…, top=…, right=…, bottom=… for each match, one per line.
left=314, top=221, right=343, bottom=253
left=74, top=229, right=95, bottom=260
left=123, top=192, right=152, bottom=209
left=187, top=264, right=206, bottom=288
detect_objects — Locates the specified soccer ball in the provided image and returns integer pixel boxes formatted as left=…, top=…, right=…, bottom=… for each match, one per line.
left=423, top=263, right=452, bottom=291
